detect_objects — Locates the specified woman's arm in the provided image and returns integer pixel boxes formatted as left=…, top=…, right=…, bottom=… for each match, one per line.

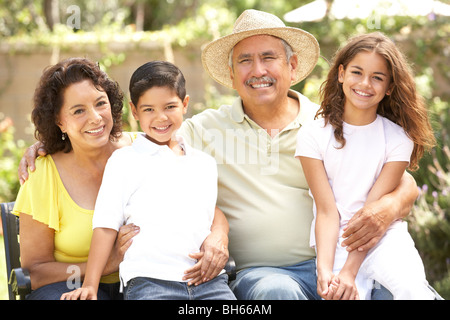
left=341, top=165, right=415, bottom=252
left=60, top=228, right=117, bottom=300
left=19, top=213, right=87, bottom=290
left=299, top=156, right=340, bottom=298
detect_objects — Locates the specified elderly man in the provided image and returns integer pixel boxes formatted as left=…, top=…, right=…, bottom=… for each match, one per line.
left=179, top=9, right=418, bottom=300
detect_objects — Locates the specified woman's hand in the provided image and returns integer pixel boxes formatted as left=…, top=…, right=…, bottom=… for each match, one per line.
left=102, top=223, right=139, bottom=275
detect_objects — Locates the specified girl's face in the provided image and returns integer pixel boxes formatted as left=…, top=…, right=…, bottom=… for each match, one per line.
left=131, top=86, right=188, bottom=148
left=338, top=51, right=392, bottom=125
left=57, top=79, right=113, bottom=151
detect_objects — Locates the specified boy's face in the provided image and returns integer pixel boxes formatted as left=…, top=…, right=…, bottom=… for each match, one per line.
left=131, top=86, right=188, bottom=147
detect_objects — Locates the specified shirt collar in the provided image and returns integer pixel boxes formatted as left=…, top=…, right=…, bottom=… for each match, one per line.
left=133, top=133, right=190, bottom=155
left=230, top=89, right=317, bottom=129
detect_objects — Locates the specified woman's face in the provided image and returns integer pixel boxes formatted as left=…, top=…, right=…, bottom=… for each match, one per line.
left=57, top=79, right=114, bottom=152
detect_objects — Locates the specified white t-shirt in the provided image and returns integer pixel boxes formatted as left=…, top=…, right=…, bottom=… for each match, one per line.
left=93, top=133, right=218, bottom=285
left=295, top=115, right=413, bottom=247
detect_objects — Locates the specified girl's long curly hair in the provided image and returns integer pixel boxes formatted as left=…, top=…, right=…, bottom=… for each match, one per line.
left=32, top=57, right=124, bottom=154
left=317, top=32, right=435, bottom=170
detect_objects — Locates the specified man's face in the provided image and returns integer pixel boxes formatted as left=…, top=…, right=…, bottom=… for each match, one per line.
left=229, top=35, right=298, bottom=109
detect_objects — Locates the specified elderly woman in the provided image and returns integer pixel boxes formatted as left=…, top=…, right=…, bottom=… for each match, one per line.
left=13, top=58, right=138, bottom=299
left=15, top=57, right=230, bottom=300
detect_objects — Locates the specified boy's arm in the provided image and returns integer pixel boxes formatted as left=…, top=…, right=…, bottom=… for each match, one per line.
left=299, top=156, right=340, bottom=297
left=60, top=228, right=117, bottom=300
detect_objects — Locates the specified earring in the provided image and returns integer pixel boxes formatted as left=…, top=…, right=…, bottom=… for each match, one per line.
left=62, top=133, right=66, bottom=141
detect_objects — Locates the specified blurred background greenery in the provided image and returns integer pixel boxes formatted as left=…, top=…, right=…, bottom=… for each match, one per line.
left=0, top=0, right=449, bottom=299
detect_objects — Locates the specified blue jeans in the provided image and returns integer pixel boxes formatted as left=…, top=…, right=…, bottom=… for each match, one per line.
left=229, top=259, right=393, bottom=300
left=123, top=274, right=236, bottom=300
left=26, top=281, right=122, bottom=300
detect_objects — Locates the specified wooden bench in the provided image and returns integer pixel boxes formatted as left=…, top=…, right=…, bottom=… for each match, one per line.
left=1, top=202, right=31, bottom=300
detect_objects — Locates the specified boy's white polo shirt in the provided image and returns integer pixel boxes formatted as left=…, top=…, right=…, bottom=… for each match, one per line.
left=93, top=133, right=218, bottom=285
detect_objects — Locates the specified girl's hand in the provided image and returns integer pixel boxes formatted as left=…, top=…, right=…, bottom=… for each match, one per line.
left=317, top=269, right=335, bottom=299
left=329, top=271, right=360, bottom=300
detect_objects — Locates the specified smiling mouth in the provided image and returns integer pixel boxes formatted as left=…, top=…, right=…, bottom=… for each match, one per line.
left=246, top=76, right=276, bottom=89
left=153, top=125, right=171, bottom=132
left=353, top=89, right=372, bottom=97
left=86, top=126, right=105, bottom=134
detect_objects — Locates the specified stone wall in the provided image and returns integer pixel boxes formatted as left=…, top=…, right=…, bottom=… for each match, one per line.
left=0, top=41, right=233, bottom=143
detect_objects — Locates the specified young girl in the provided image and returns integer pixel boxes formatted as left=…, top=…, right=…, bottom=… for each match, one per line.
left=60, top=61, right=235, bottom=300
left=295, top=32, right=436, bottom=300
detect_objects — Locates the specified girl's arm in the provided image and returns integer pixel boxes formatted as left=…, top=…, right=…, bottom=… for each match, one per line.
left=365, top=161, right=409, bottom=205
left=334, top=161, right=409, bottom=299
left=299, top=156, right=340, bottom=298
left=60, top=228, right=117, bottom=300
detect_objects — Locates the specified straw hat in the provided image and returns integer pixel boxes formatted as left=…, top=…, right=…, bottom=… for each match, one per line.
left=201, top=9, right=320, bottom=89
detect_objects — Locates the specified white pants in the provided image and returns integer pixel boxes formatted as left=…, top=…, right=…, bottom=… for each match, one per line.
left=333, top=221, right=435, bottom=300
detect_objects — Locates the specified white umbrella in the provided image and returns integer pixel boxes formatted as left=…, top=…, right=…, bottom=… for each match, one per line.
left=284, top=0, right=450, bottom=22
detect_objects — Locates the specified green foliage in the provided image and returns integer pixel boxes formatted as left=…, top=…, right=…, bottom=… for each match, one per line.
left=408, top=97, right=450, bottom=299
left=0, top=117, right=28, bottom=203
left=0, top=0, right=449, bottom=299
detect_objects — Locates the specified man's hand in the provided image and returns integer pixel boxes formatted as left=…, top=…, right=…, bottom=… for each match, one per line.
left=341, top=200, right=393, bottom=252
left=342, top=172, right=418, bottom=252
left=18, top=141, right=46, bottom=185
left=183, top=230, right=229, bottom=286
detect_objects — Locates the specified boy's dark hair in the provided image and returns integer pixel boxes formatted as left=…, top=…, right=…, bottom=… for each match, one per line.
left=129, top=60, right=186, bottom=106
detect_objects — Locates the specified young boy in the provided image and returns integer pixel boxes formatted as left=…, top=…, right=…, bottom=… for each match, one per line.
left=61, top=61, right=236, bottom=300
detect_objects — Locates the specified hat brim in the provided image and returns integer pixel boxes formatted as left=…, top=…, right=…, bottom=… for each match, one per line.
left=201, top=27, right=320, bottom=89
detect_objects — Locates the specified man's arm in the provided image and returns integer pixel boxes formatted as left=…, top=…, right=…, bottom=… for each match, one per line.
left=341, top=171, right=418, bottom=252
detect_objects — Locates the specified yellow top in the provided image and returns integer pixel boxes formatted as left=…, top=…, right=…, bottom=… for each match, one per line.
left=13, top=133, right=137, bottom=283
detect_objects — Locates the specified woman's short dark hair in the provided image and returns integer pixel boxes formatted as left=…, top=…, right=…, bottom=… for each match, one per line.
left=129, top=60, right=186, bottom=107
left=32, top=57, right=124, bottom=154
